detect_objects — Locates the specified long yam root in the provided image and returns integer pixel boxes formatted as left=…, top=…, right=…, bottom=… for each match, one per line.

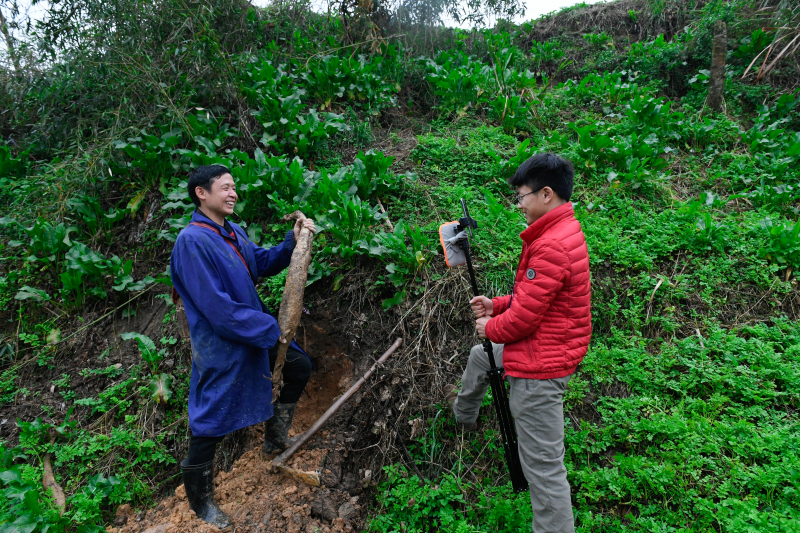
left=272, top=211, right=315, bottom=402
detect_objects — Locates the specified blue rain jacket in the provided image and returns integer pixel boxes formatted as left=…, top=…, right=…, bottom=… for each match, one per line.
left=171, top=210, right=306, bottom=437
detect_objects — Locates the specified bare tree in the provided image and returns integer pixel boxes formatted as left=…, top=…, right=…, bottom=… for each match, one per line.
left=708, top=20, right=726, bottom=112
left=0, top=1, right=21, bottom=73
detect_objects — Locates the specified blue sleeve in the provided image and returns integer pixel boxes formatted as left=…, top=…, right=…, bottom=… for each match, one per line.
left=174, top=238, right=281, bottom=349
left=252, top=230, right=296, bottom=278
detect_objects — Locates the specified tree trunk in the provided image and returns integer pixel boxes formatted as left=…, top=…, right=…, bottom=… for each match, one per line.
left=0, top=7, right=21, bottom=73
left=708, top=20, right=727, bottom=112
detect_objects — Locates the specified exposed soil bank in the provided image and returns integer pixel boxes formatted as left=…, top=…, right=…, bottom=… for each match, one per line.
left=112, top=447, right=363, bottom=533
left=109, top=313, right=367, bottom=533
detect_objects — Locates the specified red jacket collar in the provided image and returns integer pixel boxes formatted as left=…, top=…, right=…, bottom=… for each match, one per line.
left=520, top=202, right=574, bottom=244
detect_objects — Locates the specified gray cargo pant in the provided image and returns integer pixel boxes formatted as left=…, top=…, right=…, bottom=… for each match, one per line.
left=452, top=342, right=575, bottom=533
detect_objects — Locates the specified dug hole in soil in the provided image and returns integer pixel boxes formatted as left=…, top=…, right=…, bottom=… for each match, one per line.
left=111, top=313, right=372, bottom=533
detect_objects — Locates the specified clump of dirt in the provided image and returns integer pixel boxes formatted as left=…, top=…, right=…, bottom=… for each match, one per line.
left=113, top=447, right=364, bottom=533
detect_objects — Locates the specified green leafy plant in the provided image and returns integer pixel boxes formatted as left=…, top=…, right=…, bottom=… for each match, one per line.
left=0, top=145, right=30, bottom=191
left=183, top=112, right=238, bottom=150
left=607, top=157, right=660, bottom=190
left=303, top=53, right=399, bottom=113
left=570, top=123, right=615, bottom=169
left=61, top=243, right=113, bottom=304
left=111, top=127, right=184, bottom=188
left=295, top=166, right=355, bottom=216
left=757, top=217, right=800, bottom=270
left=112, top=259, right=155, bottom=292
left=120, top=332, right=173, bottom=404
left=15, top=286, right=51, bottom=302
left=349, top=149, right=416, bottom=200
left=370, top=465, right=532, bottom=532
left=120, top=332, right=163, bottom=373
left=0, top=445, right=68, bottom=533
left=489, top=94, right=529, bottom=133
left=1, top=217, right=74, bottom=265
left=583, top=32, right=614, bottom=50
left=529, top=39, right=565, bottom=72
left=253, top=89, right=348, bottom=158
left=350, top=149, right=394, bottom=199
left=565, top=71, right=643, bottom=106
left=67, top=194, right=128, bottom=242
left=734, top=29, right=771, bottom=62
left=688, top=68, right=710, bottom=91
left=319, top=193, right=387, bottom=257
left=422, top=41, right=539, bottom=129
left=240, top=58, right=297, bottom=104
left=422, top=51, right=492, bottom=117
left=486, top=137, right=538, bottom=180
left=623, top=94, right=680, bottom=130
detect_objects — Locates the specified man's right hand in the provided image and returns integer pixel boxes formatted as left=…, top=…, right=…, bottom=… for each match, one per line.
left=470, top=296, right=493, bottom=318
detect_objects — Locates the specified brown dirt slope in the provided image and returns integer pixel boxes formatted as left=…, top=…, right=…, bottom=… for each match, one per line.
left=114, top=447, right=363, bottom=533
left=111, top=322, right=366, bottom=533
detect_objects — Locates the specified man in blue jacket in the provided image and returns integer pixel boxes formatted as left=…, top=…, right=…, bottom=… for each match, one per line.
left=170, top=164, right=316, bottom=529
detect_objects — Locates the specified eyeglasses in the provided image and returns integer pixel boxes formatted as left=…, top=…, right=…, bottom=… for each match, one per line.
left=514, top=187, right=544, bottom=205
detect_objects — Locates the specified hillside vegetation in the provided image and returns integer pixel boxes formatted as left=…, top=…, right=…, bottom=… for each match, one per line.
left=1, top=0, right=799, bottom=531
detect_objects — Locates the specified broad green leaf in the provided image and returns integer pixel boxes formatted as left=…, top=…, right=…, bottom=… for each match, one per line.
left=382, top=290, right=406, bottom=310
left=15, top=286, right=51, bottom=302
left=121, top=332, right=157, bottom=355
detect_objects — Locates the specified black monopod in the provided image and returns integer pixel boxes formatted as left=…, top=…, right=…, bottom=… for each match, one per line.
left=438, top=199, right=528, bottom=493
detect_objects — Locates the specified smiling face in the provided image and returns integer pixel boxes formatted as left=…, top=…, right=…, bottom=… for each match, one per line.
left=516, top=184, right=564, bottom=226
left=195, top=173, right=237, bottom=225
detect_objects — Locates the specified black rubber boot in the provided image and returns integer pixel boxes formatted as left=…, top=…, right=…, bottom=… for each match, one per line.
left=180, top=459, right=232, bottom=530
left=262, top=402, right=298, bottom=454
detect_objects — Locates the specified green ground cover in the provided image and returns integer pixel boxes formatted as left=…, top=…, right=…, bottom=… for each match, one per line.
left=0, top=0, right=799, bottom=531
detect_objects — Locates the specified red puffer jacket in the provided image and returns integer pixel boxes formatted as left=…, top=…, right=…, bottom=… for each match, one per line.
left=485, top=202, right=591, bottom=379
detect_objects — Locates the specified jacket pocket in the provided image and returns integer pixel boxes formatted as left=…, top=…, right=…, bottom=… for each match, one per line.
left=526, top=328, right=540, bottom=366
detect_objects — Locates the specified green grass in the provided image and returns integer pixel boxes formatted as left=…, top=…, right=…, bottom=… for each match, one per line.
left=369, top=69, right=799, bottom=529
left=1, top=0, right=800, bottom=531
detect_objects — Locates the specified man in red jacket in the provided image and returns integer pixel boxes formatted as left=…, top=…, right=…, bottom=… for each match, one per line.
left=448, top=153, right=591, bottom=533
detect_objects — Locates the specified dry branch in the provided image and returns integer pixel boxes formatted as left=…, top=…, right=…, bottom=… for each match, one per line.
left=43, top=429, right=66, bottom=515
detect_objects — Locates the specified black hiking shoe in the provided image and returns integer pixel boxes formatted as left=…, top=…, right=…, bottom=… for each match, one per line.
left=180, top=459, right=232, bottom=530
left=262, top=402, right=298, bottom=455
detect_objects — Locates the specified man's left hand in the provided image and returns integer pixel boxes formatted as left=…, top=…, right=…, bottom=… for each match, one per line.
left=475, top=316, right=490, bottom=339
left=293, top=217, right=316, bottom=242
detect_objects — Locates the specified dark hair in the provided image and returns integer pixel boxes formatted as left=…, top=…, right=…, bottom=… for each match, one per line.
left=187, top=165, right=231, bottom=207
left=508, top=153, right=574, bottom=201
